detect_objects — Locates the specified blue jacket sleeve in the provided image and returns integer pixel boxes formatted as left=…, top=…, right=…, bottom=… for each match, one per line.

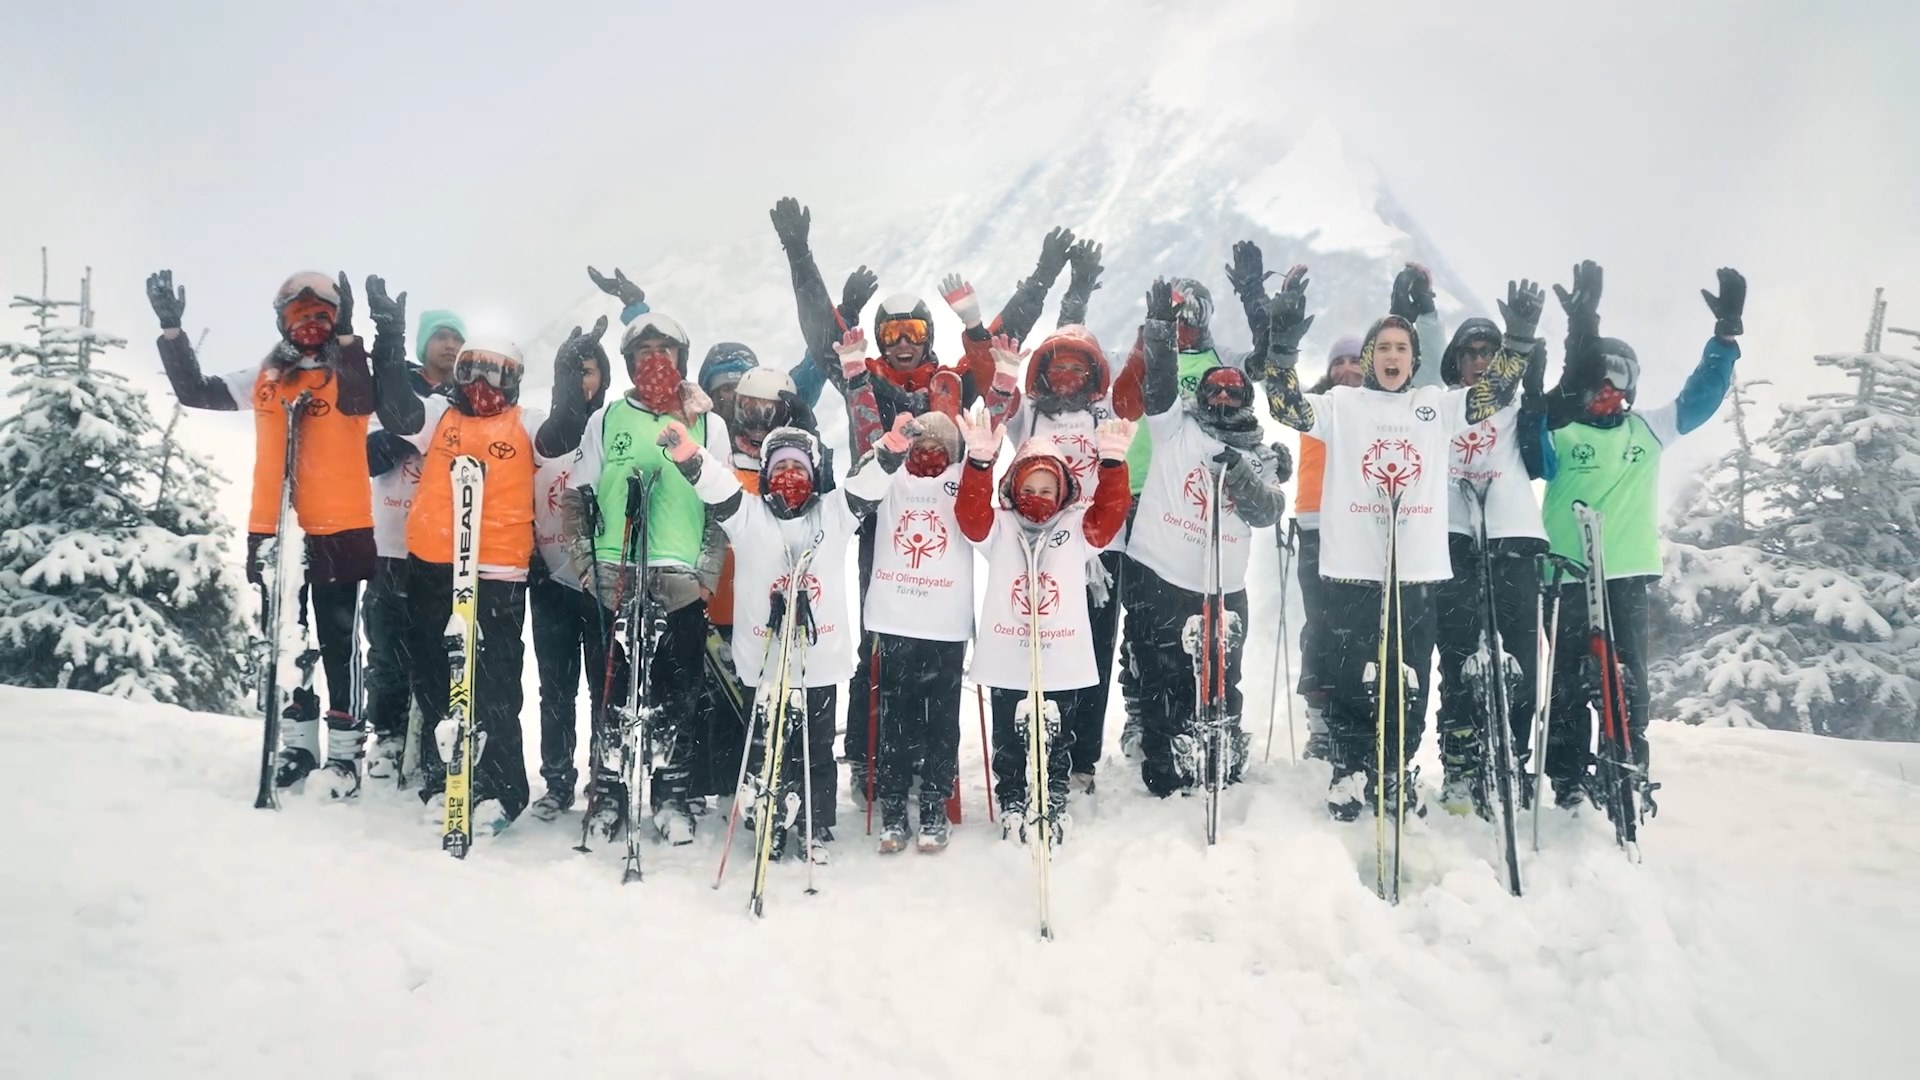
left=1517, top=404, right=1549, bottom=480
left=1673, top=337, right=1741, bottom=435
left=789, top=350, right=828, bottom=410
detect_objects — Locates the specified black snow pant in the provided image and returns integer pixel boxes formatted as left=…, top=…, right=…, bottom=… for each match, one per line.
left=403, top=556, right=530, bottom=821
left=744, top=685, right=839, bottom=829
left=360, top=556, right=413, bottom=738
left=1321, top=577, right=1437, bottom=780
left=1433, top=534, right=1547, bottom=779
left=1295, top=527, right=1330, bottom=700
left=530, top=571, right=608, bottom=795
left=249, top=528, right=374, bottom=718
left=701, top=624, right=749, bottom=800
left=1121, top=556, right=1251, bottom=797
left=1545, top=574, right=1653, bottom=780
left=1057, top=549, right=1124, bottom=776
left=600, top=592, right=710, bottom=811
left=989, top=686, right=1073, bottom=814
left=873, top=634, right=966, bottom=818
left=843, top=518, right=879, bottom=766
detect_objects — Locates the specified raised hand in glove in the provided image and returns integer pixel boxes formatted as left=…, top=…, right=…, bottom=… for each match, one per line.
left=657, top=419, right=700, bottom=463
left=1702, top=267, right=1746, bottom=338
left=365, top=275, right=407, bottom=336
left=988, top=333, right=1026, bottom=380
left=1033, top=226, right=1076, bottom=283
left=1224, top=240, right=1272, bottom=299
left=1390, top=263, right=1435, bottom=321
left=556, top=315, right=610, bottom=378
left=834, top=327, right=870, bottom=381
left=1498, top=279, right=1545, bottom=341
left=1522, top=339, right=1548, bottom=401
left=1268, top=441, right=1294, bottom=484
left=879, top=412, right=913, bottom=455
left=1095, top=418, right=1137, bottom=461
left=1067, top=239, right=1104, bottom=293
left=146, top=271, right=185, bottom=330
left=1552, top=260, right=1604, bottom=326
left=840, top=265, right=879, bottom=325
left=956, top=405, right=1004, bottom=463
left=941, top=273, right=983, bottom=328
left=1145, top=277, right=1177, bottom=323
left=770, top=197, right=811, bottom=253
left=1212, top=446, right=1244, bottom=471
left=333, top=272, right=356, bottom=337
left=1265, top=265, right=1314, bottom=359
left=587, top=266, right=646, bottom=309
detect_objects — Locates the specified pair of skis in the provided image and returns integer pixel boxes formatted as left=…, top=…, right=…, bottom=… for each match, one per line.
left=1570, top=502, right=1655, bottom=858
left=1370, top=489, right=1410, bottom=904
left=1012, top=527, right=1061, bottom=940
left=254, top=392, right=317, bottom=809
left=440, top=456, right=486, bottom=858
left=1459, top=479, right=1524, bottom=897
left=1183, top=464, right=1240, bottom=845
left=712, top=545, right=819, bottom=915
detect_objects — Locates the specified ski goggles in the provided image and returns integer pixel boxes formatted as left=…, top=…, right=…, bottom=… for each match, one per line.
left=278, top=295, right=336, bottom=328
left=1458, top=339, right=1498, bottom=361
left=1601, top=352, right=1637, bottom=391
left=454, top=352, right=523, bottom=389
left=1197, top=368, right=1251, bottom=405
left=1171, top=287, right=1213, bottom=327
left=733, top=395, right=787, bottom=430
left=876, top=318, right=930, bottom=347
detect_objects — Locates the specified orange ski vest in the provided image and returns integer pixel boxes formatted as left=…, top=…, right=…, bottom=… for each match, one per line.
left=708, top=465, right=762, bottom=627
left=248, top=366, right=372, bottom=536
left=408, top=406, right=535, bottom=572
left=1296, top=434, right=1326, bottom=516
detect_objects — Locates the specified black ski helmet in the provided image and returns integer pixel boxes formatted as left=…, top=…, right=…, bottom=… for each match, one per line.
left=874, top=293, right=935, bottom=349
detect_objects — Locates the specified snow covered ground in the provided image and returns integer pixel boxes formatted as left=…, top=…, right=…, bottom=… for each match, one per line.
left=4, top=685, right=1917, bottom=1079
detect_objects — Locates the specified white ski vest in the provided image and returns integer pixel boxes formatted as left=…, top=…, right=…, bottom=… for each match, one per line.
left=1305, top=384, right=1468, bottom=584
left=864, top=465, right=974, bottom=642
left=1126, top=409, right=1255, bottom=594
left=369, top=419, right=423, bottom=560
left=534, top=443, right=586, bottom=588
left=969, top=510, right=1097, bottom=692
left=1447, top=399, right=1546, bottom=541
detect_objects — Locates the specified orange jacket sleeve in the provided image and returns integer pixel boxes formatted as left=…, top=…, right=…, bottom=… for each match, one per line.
left=956, top=460, right=997, bottom=542
left=1081, top=462, right=1131, bottom=548
left=1110, top=327, right=1147, bottom=421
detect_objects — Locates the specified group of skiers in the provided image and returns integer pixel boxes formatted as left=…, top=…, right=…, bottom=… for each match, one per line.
left=145, top=201, right=1745, bottom=875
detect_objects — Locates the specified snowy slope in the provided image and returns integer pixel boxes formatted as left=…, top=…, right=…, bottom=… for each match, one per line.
left=6, top=686, right=1916, bottom=1079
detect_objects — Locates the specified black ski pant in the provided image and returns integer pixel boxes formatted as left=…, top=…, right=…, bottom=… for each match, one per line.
left=874, top=634, right=966, bottom=817
left=531, top=572, right=608, bottom=795
left=600, top=593, right=710, bottom=811
left=361, top=556, right=413, bottom=738
left=701, top=625, right=748, bottom=800
left=1056, top=550, right=1123, bottom=776
left=744, top=685, right=839, bottom=829
left=1433, top=534, right=1546, bottom=779
left=844, top=518, right=880, bottom=769
left=1120, top=555, right=1250, bottom=797
left=989, top=686, right=1073, bottom=814
left=1321, top=577, right=1437, bottom=780
left=248, top=527, right=373, bottom=717
left=1545, top=575, right=1652, bottom=780
left=1295, top=527, right=1329, bottom=700
left=402, top=556, right=530, bottom=820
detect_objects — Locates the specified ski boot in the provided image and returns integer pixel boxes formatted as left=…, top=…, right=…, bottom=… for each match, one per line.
left=806, top=824, right=833, bottom=865
left=584, top=775, right=628, bottom=841
left=1374, top=767, right=1427, bottom=820
left=1326, top=771, right=1367, bottom=822
left=653, top=800, right=696, bottom=846
left=998, top=798, right=1027, bottom=843
left=916, top=803, right=951, bottom=853
left=1045, top=804, right=1072, bottom=847
left=528, top=786, right=575, bottom=822
left=1551, top=774, right=1588, bottom=810
left=471, top=799, right=512, bottom=839
left=365, top=732, right=405, bottom=781
left=877, top=798, right=912, bottom=855
left=1070, top=770, right=1097, bottom=797
left=1437, top=770, right=1488, bottom=820
left=315, top=712, right=363, bottom=800
left=274, top=688, right=322, bottom=788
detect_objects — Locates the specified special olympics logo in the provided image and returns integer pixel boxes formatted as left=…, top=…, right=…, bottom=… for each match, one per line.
left=1570, top=443, right=1596, bottom=465
left=1011, top=571, right=1061, bottom=617
left=400, top=455, right=423, bottom=483
left=488, top=441, right=517, bottom=460
left=441, top=428, right=460, bottom=449
left=891, top=508, right=950, bottom=569
left=610, top=432, right=633, bottom=456
left=1453, top=424, right=1498, bottom=465
left=1360, top=438, right=1424, bottom=498
left=1054, top=432, right=1098, bottom=478
left=771, top=571, right=824, bottom=607
left=546, top=472, right=570, bottom=513
left=1182, top=466, right=1238, bottom=519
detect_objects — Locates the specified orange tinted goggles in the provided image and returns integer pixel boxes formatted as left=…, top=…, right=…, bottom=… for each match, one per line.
left=876, top=319, right=930, bottom=347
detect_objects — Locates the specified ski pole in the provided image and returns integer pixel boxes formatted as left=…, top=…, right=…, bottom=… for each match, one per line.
left=1266, top=519, right=1298, bottom=763
left=978, top=682, right=995, bottom=822
left=865, top=635, right=880, bottom=836
left=1531, top=553, right=1577, bottom=850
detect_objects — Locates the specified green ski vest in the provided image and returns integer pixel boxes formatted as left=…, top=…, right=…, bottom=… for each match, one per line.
left=592, top=400, right=708, bottom=569
left=1127, top=348, right=1221, bottom=495
left=1543, top=415, right=1664, bottom=578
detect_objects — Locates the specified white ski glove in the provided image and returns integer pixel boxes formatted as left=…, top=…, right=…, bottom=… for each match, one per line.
left=956, top=403, right=1004, bottom=464
left=834, top=326, right=869, bottom=381
left=1095, top=418, right=1137, bottom=462
left=942, top=273, right=983, bottom=329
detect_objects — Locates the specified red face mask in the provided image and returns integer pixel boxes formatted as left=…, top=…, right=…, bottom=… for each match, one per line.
left=281, top=297, right=335, bottom=349
left=1014, top=492, right=1060, bottom=523
left=631, top=353, right=681, bottom=413
left=1044, top=356, right=1091, bottom=397
left=767, top=467, right=814, bottom=511
left=462, top=379, right=512, bottom=417
left=906, top=446, right=950, bottom=478
left=1588, top=383, right=1628, bottom=416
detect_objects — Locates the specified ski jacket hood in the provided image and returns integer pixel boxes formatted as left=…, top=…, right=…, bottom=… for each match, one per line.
left=1440, top=317, right=1501, bottom=387
left=997, top=436, right=1080, bottom=528
left=1026, top=324, right=1110, bottom=415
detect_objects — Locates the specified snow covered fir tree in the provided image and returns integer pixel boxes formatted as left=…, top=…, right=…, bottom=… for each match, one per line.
left=0, top=251, right=248, bottom=712
left=1653, top=290, right=1920, bottom=740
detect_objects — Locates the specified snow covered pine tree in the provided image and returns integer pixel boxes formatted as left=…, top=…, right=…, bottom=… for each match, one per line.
left=1653, top=289, right=1920, bottom=740
left=0, top=252, right=247, bottom=710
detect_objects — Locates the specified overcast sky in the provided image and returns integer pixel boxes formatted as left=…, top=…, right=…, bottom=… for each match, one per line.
left=4, top=0, right=1915, bottom=435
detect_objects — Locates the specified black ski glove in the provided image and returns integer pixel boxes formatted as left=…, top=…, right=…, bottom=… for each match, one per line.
left=146, top=270, right=185, bottom=330
left=1212, top=446, right=1243, bottom=472
left=1702, top=267, right=1746, bottom=338
left=1265, top=266, right=1314, bottom=361
left=1033, top=226, right=1076, bottom=284
left=770, top=197, right=811, bottom=255
left=1224, top=240, right=1272, bottom=300
left=1498, top=279, right=1544, bottom=341
left=840, top=265, right=878, bottom=326
left=1067, top=239, right=1103, bottom=296
left=1522, top=338, right=1548, bottom=402
left=587, top=266, right=646, bottom=308
left=779, top=389, right=818, bottom=435
left=1553, top=260, right=1603, bottom=340
left=1390, top=263, right=1436, bottom=321
left=333, top=272, right=356, bottom=338
left=1268, top=441, right=1294, bottom=484
left=365, top=275, right=406, bottom=338
left=1145, top=278, right=1177, bottom=323
left=555, top=315, right=610, bottom=385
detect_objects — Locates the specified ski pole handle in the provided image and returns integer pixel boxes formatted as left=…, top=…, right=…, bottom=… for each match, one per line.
left=1539, top=552, right=1584, bottom=589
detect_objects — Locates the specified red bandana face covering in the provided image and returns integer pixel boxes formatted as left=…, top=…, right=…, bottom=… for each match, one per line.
left=1588, top=384, right=1628, bottom=416
left=462, top=380, right=511, bottom=417
left=1045, top=358, right=1091, bottom=397
left=282, top=297, right=335, bottom=349
left=1015, top=492, right=1060, bottom=523
left=631, top=354, right=682, bottom=414
left=906, top=446, right=950, bottom=478
left=767, top=468, right=814, bottom=511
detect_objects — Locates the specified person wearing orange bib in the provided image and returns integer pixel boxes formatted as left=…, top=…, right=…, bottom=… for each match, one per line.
left=369, top=290, right=555, bottom=835
left=147, top=268, right=376, bottom=797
